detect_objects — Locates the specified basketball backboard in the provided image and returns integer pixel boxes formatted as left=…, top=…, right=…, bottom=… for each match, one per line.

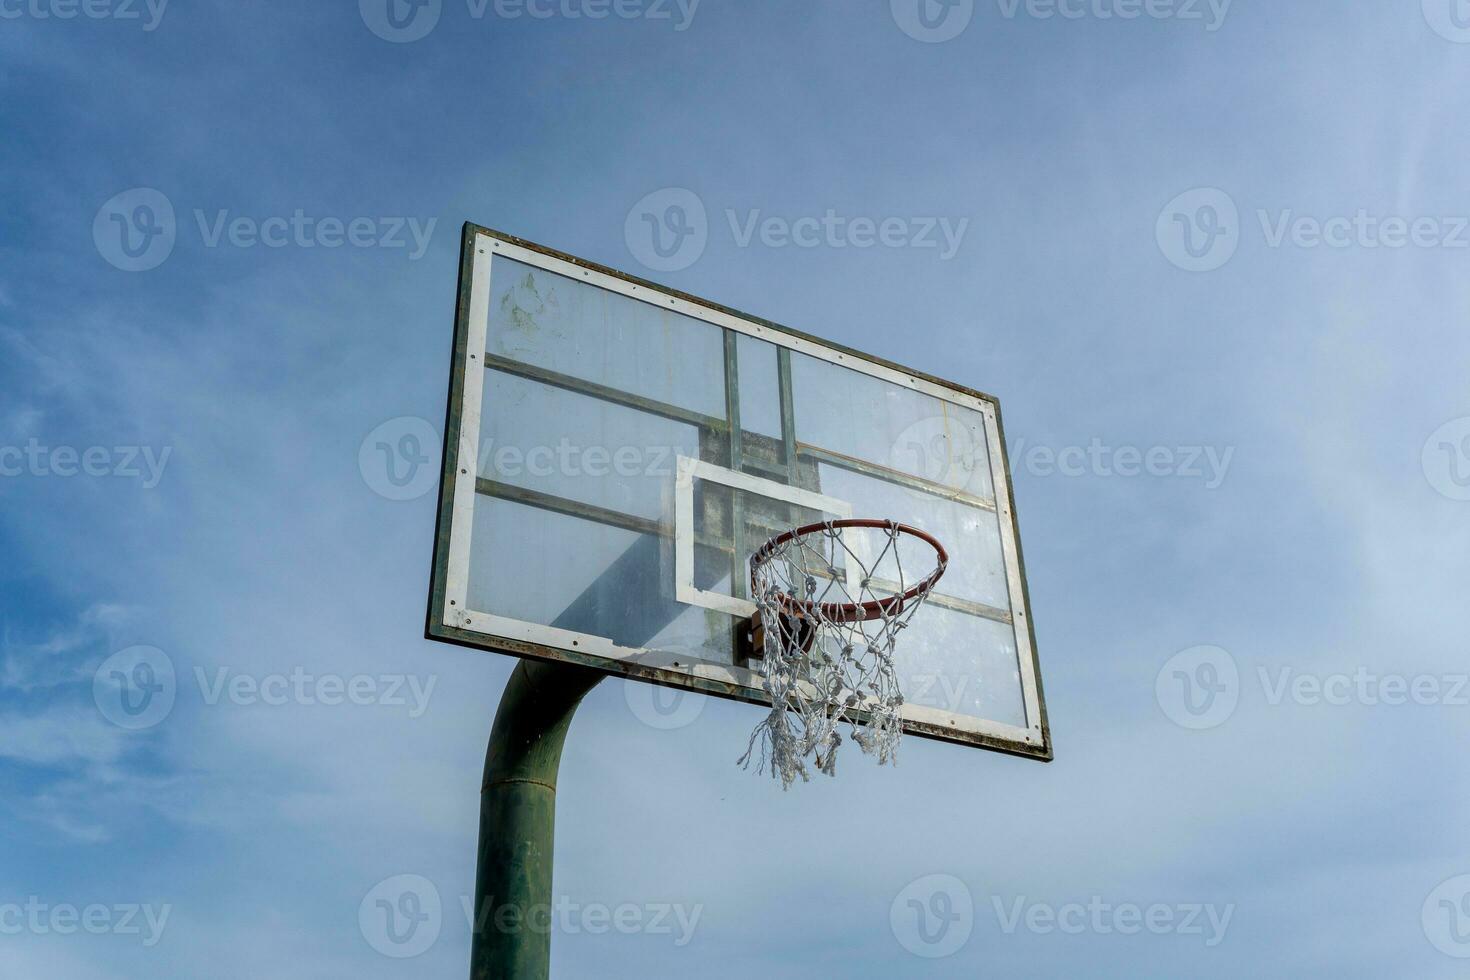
left=427, top=225, right=1050, bottom=761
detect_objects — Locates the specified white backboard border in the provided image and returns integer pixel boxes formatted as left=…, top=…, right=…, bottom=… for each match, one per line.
left=427, top=224, right=1052, bottom=762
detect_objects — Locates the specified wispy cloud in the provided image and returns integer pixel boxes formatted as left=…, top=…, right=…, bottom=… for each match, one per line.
left=2, top=2, right=1467, bottom=977
left=0, top=603, right=136, bottom=693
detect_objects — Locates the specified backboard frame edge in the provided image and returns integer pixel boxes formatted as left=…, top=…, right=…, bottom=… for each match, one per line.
left=425, top=222, right=1053, bottom=763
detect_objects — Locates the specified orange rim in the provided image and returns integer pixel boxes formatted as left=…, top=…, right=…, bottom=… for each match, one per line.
left=749, top=519, right=949, bottom=624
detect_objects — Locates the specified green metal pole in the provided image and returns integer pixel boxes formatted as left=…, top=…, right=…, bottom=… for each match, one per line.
left=470, top=658, right=602, bottom=980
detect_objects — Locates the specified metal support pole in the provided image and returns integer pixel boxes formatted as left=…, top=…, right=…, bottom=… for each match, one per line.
left=470, top=658, right=602, bottom=980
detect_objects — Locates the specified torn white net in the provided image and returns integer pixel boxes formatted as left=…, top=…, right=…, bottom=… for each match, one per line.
left=739, top=520, right=947, bottom=789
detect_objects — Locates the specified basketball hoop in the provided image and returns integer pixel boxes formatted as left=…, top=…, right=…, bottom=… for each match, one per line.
left=738, top=519, right=948, bottom=788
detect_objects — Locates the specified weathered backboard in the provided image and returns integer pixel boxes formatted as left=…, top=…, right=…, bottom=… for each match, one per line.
left=428, top=225, right=1050, bottom=760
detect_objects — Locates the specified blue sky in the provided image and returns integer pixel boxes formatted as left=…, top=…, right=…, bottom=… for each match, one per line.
left=2, top=1, right=1469, bottom=976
